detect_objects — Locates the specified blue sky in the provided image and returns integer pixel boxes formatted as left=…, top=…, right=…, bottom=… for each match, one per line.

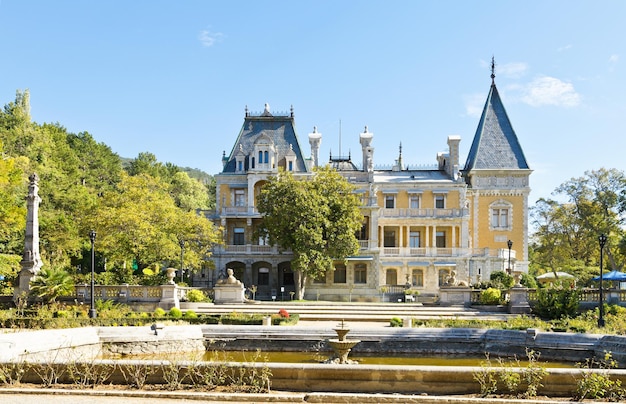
left=1, top=1, right=625, bottom=205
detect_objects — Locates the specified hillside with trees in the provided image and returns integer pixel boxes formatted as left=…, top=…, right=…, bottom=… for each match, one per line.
left=0, top=90, right=219, bottom=292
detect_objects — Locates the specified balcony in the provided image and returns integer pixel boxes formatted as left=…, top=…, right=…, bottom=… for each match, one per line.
left=213, top=244, right=291, bottom=255
left=378, top=247, right=517, bottom=258
left=220, top=206, right=260, bottom=217
left=379, top=208, right=469, bottom=218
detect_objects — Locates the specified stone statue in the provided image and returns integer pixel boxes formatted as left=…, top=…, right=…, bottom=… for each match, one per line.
left=214, top=268, right=245, bottom=304
left=216, top=268, right=242, bottom=286
left=445, top=270, right=468, bottom=287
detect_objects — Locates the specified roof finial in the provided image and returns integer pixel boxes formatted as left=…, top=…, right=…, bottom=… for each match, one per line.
left=491, top=56, right=496, bottom=84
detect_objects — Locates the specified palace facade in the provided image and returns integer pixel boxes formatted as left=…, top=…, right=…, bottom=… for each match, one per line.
left=196, top=75, right=531, bottom=302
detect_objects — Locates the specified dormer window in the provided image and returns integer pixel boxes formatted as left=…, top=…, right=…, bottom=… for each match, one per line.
left=252, top=134, right=276, bottom=171
left=285, top=144, right=297, bottom=172
left=234, top=144, right=246, bottom=173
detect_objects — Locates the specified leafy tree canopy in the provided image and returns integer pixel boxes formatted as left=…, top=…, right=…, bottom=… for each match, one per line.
left=256, top=166, right=363, bottom=299
left=88, top=172, right=219, bottom=273
left=0, top=90, right=218, bottom=288
left=531, top=168, right=626, bottom=285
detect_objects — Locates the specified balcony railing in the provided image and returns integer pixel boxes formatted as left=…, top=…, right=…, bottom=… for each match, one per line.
left=220, top=206, right=260, bottom=216
left=379, top=247, right=517, bottom=258
left=213, top=245, right=291, bottom=255
left=379, top=208, right=469, bottom=218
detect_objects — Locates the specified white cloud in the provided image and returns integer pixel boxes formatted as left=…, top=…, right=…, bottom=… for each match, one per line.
left=198, top=29, right=224, bottom=47
left=464, top=93, right=486, bottom=118
left=520, top=76, right=581, bottom=107
left=609, top=54, right=619, bottom=63
left=557, top=44, right=573, bottom=52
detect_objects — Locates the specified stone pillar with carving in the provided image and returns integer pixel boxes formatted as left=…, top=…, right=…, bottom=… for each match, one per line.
left=14, top=174, right=44, bottom=302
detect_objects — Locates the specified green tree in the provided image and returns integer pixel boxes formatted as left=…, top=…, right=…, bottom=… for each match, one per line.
left=89, top=172, right=219, bottom=277
left=127, top=152, right=169, bottom=178
left=0, top=253, right=21, bottom=294
left=256, top=166, right=363, bottom=299
left=169, top=171, right=211, bottom=210
left=531, top=168, right=626, bottom=281
left=0, top=148, right=26, bottom=252
left=66, top=131, right=122, bottom=194
left=555, top=168, right=626, bottom=270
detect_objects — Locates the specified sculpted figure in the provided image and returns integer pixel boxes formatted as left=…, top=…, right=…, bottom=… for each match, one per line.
left=217, top=268, right=242, bottom=286
left=445, top=270, right=468, bottom=287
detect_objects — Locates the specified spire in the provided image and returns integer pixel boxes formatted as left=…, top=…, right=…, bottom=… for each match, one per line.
left=463, top=68, right=529, bottom=173
left=491, top=55, right=496, bottom=85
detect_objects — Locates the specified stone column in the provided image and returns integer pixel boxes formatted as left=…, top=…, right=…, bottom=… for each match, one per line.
left=14, top=173, right=43, bottom=302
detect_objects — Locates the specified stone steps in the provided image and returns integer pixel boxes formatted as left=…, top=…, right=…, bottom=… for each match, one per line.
left=181, top=302, right=512, bottom=322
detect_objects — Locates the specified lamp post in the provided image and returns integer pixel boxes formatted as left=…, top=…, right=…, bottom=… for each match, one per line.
left=179, top=239, right=185, bottom=284
left=89, top=230, right=97, bottom=319
left=507, top=240, right=513, bottom=274
left=598, top=233, right=608, bottom=327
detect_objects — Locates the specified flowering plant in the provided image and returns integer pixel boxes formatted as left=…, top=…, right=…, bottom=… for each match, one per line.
left=278, top=309, right=290, bottom=318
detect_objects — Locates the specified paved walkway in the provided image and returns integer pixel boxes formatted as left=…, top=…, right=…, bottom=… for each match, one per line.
left=0, top=389, right=573, bottom=403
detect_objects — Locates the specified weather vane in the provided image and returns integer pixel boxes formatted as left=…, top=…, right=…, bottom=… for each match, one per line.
left=491, top=56, right=496, bottom=84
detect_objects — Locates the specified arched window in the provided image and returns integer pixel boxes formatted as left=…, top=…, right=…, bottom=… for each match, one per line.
left=257, top=267, right=270, bottom=285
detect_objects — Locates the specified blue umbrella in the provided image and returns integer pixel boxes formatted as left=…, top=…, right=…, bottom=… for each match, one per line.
left=592, top=270, right=626, bottom=282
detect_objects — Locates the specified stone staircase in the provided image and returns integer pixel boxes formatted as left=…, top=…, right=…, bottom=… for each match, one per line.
left=181, top=301, right=512, bottom=322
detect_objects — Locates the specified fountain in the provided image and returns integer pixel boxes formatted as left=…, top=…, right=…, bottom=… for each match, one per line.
left=325, top=320, right=360, bottom=364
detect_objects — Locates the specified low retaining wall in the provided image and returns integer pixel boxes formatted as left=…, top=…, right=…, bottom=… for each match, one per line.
left=0, top=325, right=205, bottom=362
left=9, top=360, right=626, bottom=397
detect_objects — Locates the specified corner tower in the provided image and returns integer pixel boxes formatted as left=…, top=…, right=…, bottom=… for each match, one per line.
left=462, top=59, right=532, bottom=276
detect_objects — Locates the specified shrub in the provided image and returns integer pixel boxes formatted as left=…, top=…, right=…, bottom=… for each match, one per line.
left=479, top=288, right=502, bottom=305
left=278, top=309, right=289, bottom=318
left=169, top=307, right=183, bottom=319
left=272, top=313, right=299, bottom=325
left=29, top=267, right=74, bottom=303
left=533, top=288, right=580, bottom=320
left=221, top=312, right=264, bottom=325
left=186, top=289, right=208, bottom=303
left=473, top=355, right=497, bottom=397
left=183, top=310, right=198, bottom=319
left=389, top=317, right=403, bottom=327
left=520, top=272, right=538, bottom=288
left=154, top=307, right=166, bottom=317
left=54, top=310, right=71, bottom=318
left=576, top=352, right=626, bottom=401
left=490, top=271, right=515, bottom=289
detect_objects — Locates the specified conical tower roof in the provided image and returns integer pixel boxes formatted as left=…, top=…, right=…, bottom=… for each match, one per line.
left=463, top=80, right=529, bottom=172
